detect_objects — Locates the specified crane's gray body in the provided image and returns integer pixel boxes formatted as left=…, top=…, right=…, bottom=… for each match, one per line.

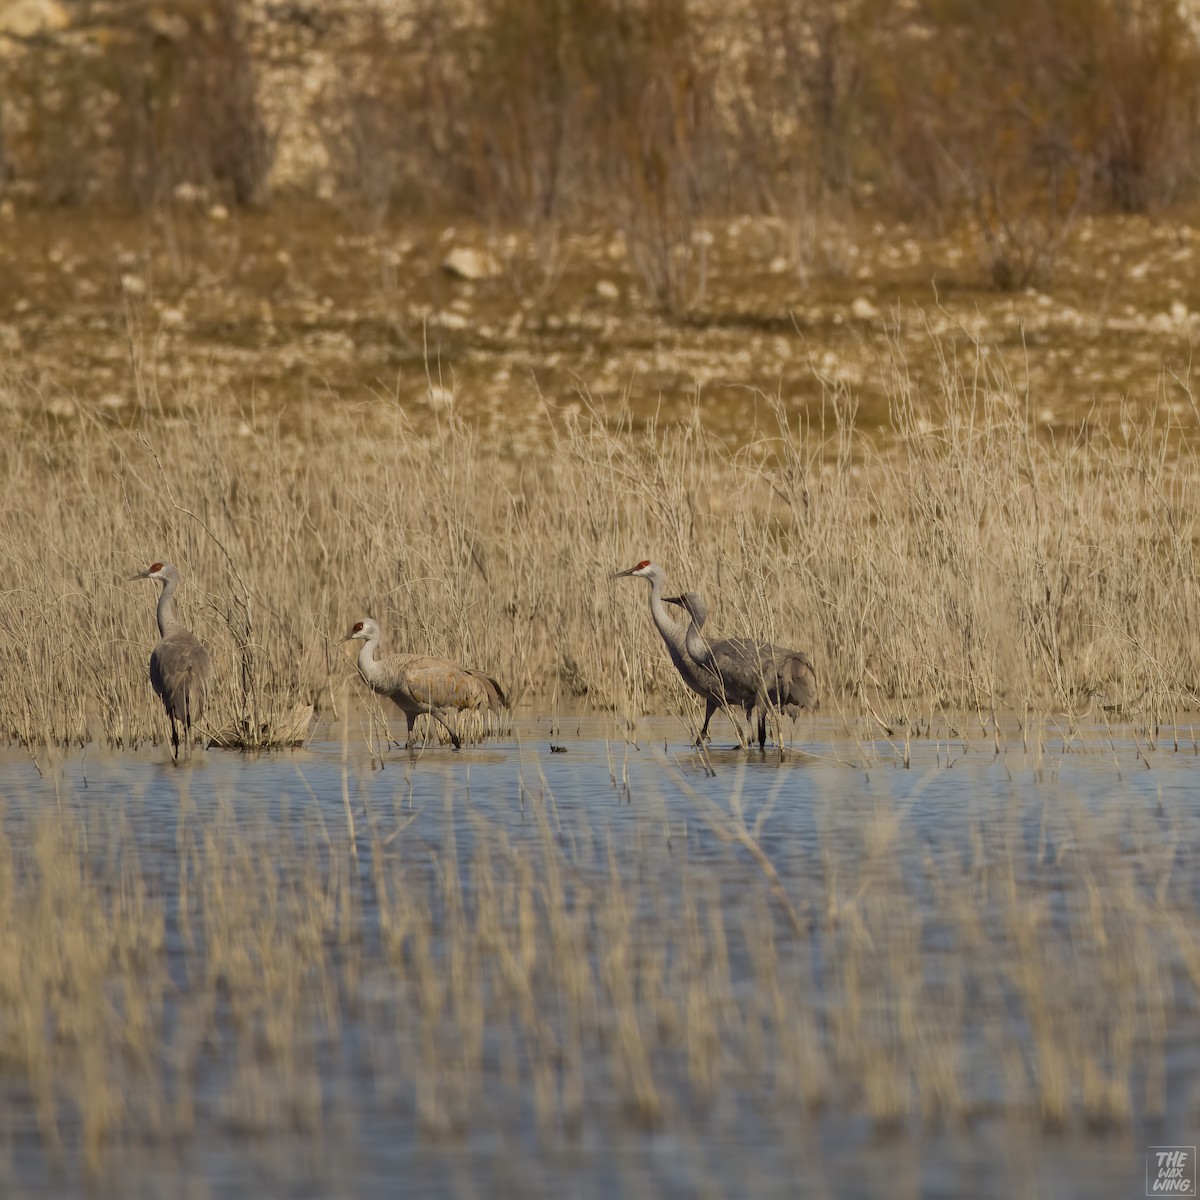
left=614, top=561, right=730, bottom=717
left=133, top=562, right=212, bottom=758
left=615, top=561, right=816, bottom=748
left=667, top=590, right=817, bottom=747
left=347, top=618, right=506, bottom=750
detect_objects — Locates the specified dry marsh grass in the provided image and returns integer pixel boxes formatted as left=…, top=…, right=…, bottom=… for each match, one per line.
left=0, top=744, right=1191, bottom=1191
left=1, top=327, right=1200, bottom=749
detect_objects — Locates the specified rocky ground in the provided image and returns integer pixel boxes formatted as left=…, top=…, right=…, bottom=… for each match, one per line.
left=1, top=198, right=1199, bottom=454
left=1, top=2, right=1199, bottom=449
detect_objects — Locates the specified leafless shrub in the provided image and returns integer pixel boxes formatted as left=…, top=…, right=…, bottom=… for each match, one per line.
left=318, top=0, right=720, bottom=310
left=0, top=0, right=272, bottom=209
left=860, top=0, right=1200, bottom=284
left=114, top=0, right=274, bottom=208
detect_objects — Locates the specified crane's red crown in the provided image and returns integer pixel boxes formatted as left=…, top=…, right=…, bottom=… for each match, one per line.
left=352, top=621, right=365, bottom=634
left=635, top=559, right=651, bottom=570
left=149, top=561, right=164, bottom=573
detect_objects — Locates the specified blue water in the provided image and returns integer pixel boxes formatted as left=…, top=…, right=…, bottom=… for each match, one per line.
left=0, top=712, right=1196, bottom=1199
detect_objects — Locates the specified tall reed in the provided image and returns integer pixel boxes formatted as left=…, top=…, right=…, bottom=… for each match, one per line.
left=1, top=330, right=1198, bottom=749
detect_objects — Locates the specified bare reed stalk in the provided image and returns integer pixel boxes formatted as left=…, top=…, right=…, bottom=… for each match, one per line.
left=2, top=327, right=1200, bottom=747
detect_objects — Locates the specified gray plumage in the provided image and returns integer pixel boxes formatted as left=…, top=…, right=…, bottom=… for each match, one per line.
left=131, top=561, right=212, bottom=758
left=615, top=560, right=721, bottom=702
left=665, top=590, right=817, bottom=748
left=615, top=560, right=747, bottom=743
left=345, top=618, right=507, bottom=750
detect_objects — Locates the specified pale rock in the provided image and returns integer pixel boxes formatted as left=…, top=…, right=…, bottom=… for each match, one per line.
left=173, top=182, right=204, bottom=204
left=0, top=0, right=67, bottom=39
left=850, top=296, right=879, bottom=321
left=146, top=7, right=189, bottom=41
left=596, top=279, right=620, bottom=301
left=441, top=247, right=500, bottom=281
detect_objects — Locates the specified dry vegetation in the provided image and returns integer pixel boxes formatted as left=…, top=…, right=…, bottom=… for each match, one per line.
left=3, top=0, right=1200, bottom=298
left=2, top=4, right=1198, bottom=1193
left=0, top=739, right=1192, bottom=1191
left=1, top=325, right=1199, bottom=750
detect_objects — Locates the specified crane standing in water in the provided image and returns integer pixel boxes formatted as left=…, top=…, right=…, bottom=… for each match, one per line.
left=665, top=589, right=817, bottom=748
left=131, top=561, right=213, bottom=759
left=614, top=560, right=816, bottom=748
left=613, top=559, right=723, bottom=715
left=345, top=618, right=506, bottom=750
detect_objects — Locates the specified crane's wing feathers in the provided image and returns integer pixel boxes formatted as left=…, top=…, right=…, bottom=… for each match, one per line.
left=468, top=671, right=508, bottom=712
left=372, top=654, right=497, bottom=712
left=707, top=637, right=818, bottom=710
left=150, top=631, right=212, bottom=722
left=776, top=648, right=818, bottom=711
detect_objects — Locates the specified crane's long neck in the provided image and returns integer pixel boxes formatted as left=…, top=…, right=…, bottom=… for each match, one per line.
left=156, top=575, right=180, bottom=637
left=645, top=571, right=690, bottom=669
left=684, top=615, right=713, bottom=669
left=357, top=632, right=384, bottom=686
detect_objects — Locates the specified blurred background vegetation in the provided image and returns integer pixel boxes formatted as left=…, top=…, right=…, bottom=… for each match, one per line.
left=1, top=0, right=1199, bottom=293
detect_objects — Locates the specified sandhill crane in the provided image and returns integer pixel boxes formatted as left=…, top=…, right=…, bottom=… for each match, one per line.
left=130, top=561, right=212, bottom=759
left=614, top=559, right=736, bottom=740
left=345, top=618, right=507, bottom=750
left=665, top=590, right=818, bottom=748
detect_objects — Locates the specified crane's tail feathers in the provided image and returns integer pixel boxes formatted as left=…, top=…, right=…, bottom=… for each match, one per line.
left=779, top=657, right=819, bottom=711
left=472, top=672, right=509, bottom=712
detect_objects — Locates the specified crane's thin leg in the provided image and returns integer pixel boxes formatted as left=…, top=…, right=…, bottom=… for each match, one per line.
left=169, top=716, right=180, bottom=760
left=432, top=709, right=462, bottom=750
left=697, top=700, right=717, bottom=746
left=757, top=712, right=768, bottom=749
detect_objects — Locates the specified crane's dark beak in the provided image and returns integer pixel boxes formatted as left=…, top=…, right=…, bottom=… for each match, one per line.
left=663, top=595, right=685, bottom=607
left=613, top=566, right=638, bottom=578
left=128, top=569, right=150, bottom=581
